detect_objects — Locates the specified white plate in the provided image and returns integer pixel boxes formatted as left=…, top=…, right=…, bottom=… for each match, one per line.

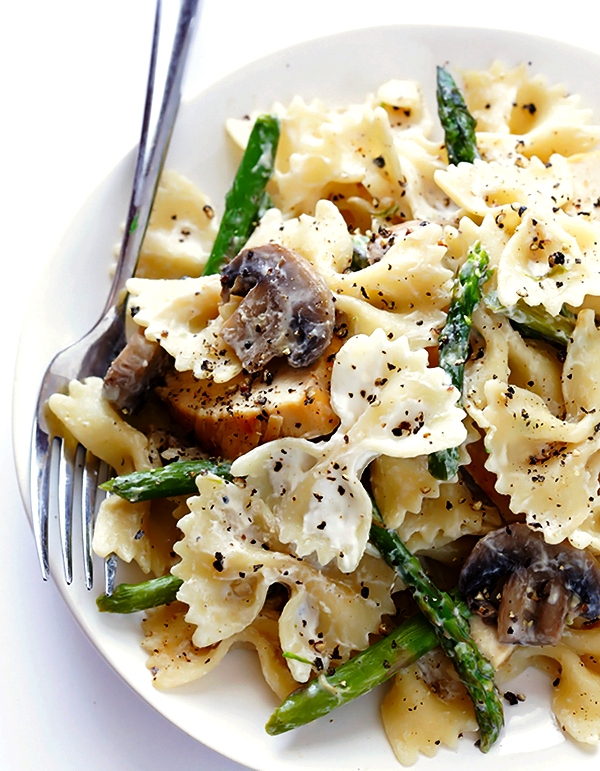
left=13, top=24, right=600, bottom=771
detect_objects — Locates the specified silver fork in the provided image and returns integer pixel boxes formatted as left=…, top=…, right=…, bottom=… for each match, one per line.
left=29, top=0, right=202, bottom=589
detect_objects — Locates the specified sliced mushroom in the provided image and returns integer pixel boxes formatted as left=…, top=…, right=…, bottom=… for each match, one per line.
left=103, top=328, right=169, bottom=413
left=220, top=243, right=335, bottom=372
left=459, top=523, right=600, bottom=646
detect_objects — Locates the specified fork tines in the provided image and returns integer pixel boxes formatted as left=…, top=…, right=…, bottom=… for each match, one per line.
left=32, top=426, right=109, bottom=590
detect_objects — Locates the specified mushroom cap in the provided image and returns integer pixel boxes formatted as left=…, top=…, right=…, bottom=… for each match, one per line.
left=220, top=243, right=335, bottom=373
left=459, top=523, right=600, bottom=645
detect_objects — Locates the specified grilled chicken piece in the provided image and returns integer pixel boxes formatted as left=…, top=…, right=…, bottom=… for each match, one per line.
left=156, top=343, right=341, bottom=460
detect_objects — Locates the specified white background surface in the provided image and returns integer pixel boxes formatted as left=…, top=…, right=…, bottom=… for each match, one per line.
left=3, top=2, right=600, bottom=769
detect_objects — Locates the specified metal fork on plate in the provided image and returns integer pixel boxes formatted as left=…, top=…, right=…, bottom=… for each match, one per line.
left=29, top=0, right=202, bottom=590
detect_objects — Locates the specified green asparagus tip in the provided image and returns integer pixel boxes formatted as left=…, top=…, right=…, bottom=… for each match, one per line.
left=202, top=113, right=280, bottom=276
left=436, top=65, right=480, bottom=166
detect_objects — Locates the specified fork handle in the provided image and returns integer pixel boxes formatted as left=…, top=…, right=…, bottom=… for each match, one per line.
left=104, top=0, right=202, bottom=313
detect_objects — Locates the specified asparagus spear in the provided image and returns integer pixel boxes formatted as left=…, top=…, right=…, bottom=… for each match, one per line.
left=368, top=506, right=503, bottom=753
left=96, top=574, right=183, bottom=613
left=436, top=65, right=480, bottom=165
left=428, top=242, right=490, bottom=481
left=202, top=114, right=280, bottom=275
left=267, top=597, right=465, bottom=735
left=484, top=290, right=574, bottom=348
left=100, top=459, right=233, bottom=503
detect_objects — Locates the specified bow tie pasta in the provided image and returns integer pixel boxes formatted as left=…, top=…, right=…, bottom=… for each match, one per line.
left=231, top=328, right=466, bottom=573
left=173, top=474, right=396, bottom=683
left=481, top=309, right=600, bottom=549
left=45, top=59, right=600, bottom=766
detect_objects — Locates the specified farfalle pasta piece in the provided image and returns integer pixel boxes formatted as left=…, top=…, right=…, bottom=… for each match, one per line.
left=235, top=97, right=405, bottom=219
left=483, top=380, right=599, bottom=541
left=141, top=601, right=297, bottom=696
left=246, top=199, right=353, bottom=277
left=173, top=474, right=395, bottom=683
left=462, top=61, right=528, bottom=135
left=439, top=163, right=600, bottom=320
left=277, top=552, right=395, bottom=682
left=92, top=495, right=181, bottom=576
left=464, top=306, right=565, bottom=429
left=565, top=150, right=600, bottom=222
left=497, top=203, right=600, bottom=315
left=501, top=318, right=565, bottom=418
left=135, top=169, right=219, bottom=279
left=48, top=376, right=190, bottom=575
left=462, top=61, right=600, bottom=162
left=325, top=223, right=453, bottom=323
left=482, top=309, right=600, bottom=544
left=126, top=274, right=242, bottom=382
left=444, top=199, right=600, bottom=317
left=370, top=456, right=443, bottom=528
left=443, top=212, right=511, bottom=276
left=546, top=627, right=600, bottom=743
left=374, top=461, right=501, bottom=555
left=228, top=87, right=455, bottom=227
left=370, top=414, right=479, bottom=530
left=434, top=154, right=573, bottom=220
left=497, top=625, right=600, bottom=745
left=232, top=328, right=467, bottom=572
left=47, top=376, right=152, bottom=474
left=247, top=201, right=454, bottom=349
left=381, top=662, right=478, bottom=766
left=391, top=135, right=459, bottom=224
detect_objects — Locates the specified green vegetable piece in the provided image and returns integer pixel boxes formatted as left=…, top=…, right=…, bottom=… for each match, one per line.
left=267, top=604, right=446, bottom=735
left=436, top=65, right=480, bottom=165
left=427, top=445, right=461, bottom=482
left=428, top=241, right=490, bottom=480
left=349, top=233, right=371, bottom=271
left=368, top=505, right=503, bottom=753
left=101, top=459, right=233, bottom=503
left=282, top=651, right=315, bottom=667
left=202, top=114, right=280, bottom=275
left=96, top=574, right=183, bottom=614
left=484, top=290, right=575, bottom=348
left=438, top=242, right=490, bottom=390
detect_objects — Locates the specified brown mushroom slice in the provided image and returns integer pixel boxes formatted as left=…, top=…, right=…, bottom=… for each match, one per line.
left=459, top=523, right=600, bottom=646
left=496, top=570, right=571, bottom=646
left=220, top=243, right=335, bottom=373
left=103, top=328, right=169, bottom=413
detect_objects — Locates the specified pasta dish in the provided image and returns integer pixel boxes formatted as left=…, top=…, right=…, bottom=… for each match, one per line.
left=45, top=60, right=600, bottom=764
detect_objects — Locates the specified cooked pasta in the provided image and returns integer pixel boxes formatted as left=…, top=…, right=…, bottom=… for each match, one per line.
left=47, top=60, right=600, bottom=764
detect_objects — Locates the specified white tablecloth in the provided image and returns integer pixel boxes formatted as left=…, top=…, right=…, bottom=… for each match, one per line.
left=2, top=2, right=599, bottom=768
